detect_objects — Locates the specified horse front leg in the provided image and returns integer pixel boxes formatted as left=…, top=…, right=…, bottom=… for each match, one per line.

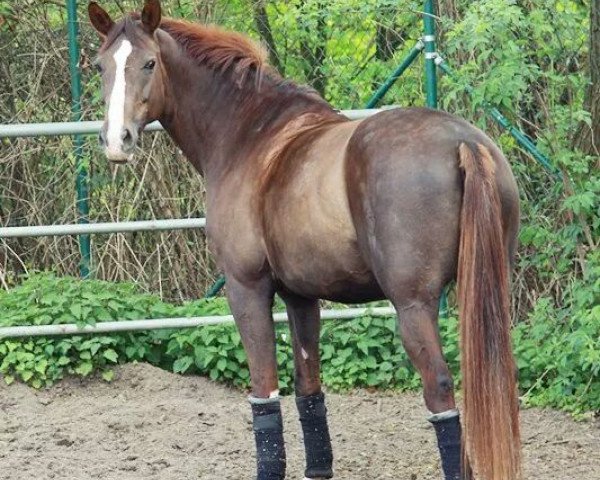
left=281, top=293, right=334, bottom=480
left=227, top=276, right=286, bottom=480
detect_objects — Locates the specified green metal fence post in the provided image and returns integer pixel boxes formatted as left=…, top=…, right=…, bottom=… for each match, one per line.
left=204, top=276, right=227, bottom=299
left=423, top=0, right=438, bottom=108
left=423, top=0, right=446, bottom=313
left=67, top=0, right=91, bottom=278
left=439, top=287, right=449, bottom=317
left=366, top=40, right=424, bottom=109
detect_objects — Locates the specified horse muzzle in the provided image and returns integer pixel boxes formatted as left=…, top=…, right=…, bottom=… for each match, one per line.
left=100, top=126, right=138, bottom=164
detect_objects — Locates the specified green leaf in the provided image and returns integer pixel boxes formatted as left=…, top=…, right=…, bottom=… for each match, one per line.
left=75, top=362, right=93, bottom=377
left=357, top=341, right=369, bottom=356
left=70, top=304, right=82, bottom=320
left=103, top=349, right=118, bottom=363
left=57, top=356, right=70, bottom=366
left=34, top=359, right=48, bottom=374
left=79, top=351, right=92, bottom=360
left=216, top=358, right=227, bottom=372
left=173, top=356, right=193, bottom=374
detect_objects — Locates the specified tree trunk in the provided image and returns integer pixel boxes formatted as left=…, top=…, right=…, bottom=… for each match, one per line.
left=374, top=5, right=404, bottom=62
left=298, top=1, right=328, bottom=97
left=252, top=0, right=283, bottom=74
left=574, top=0, right=600, bottom=156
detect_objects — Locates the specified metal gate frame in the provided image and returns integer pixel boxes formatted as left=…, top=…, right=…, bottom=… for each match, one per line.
left=0, top=0, right=557, bottom=338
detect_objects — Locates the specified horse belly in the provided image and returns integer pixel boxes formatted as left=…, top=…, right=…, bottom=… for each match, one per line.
left=269, top=219, right=383, bottom=303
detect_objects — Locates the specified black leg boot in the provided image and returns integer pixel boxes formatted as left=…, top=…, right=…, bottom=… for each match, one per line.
left=250, top=397, right=286, bottom=480
left=428, top=409, right=462, bottom=480
left=296, top=392, right=334, bottom=479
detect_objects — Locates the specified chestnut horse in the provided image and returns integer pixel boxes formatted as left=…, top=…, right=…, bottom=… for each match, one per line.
left=89, top=1, right=521, bottom=479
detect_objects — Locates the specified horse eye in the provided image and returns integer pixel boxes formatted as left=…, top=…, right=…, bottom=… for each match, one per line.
left=144, top=59, right=156, bottom=71
left=95, top=63, right=103, bottom=74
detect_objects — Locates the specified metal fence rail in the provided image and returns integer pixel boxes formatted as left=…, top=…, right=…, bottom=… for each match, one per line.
left=0, top=107, right=399, bottom=337
left=0, top=218, right=207, bottom=239
left=0, top=307, right=396, bottom=339
left=0, top=109, right=386, bottom=139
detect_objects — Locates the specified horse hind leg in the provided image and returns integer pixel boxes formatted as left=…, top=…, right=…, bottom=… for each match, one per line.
left=393, top=296, right=463, bottom=480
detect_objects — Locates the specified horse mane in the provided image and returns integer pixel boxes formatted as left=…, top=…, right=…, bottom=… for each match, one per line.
left=159, top=18, right=270, bottom=86
left=101, top=15, right=271, bottom=86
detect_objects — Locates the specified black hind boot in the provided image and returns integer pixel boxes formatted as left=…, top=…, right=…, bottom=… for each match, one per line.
left=296, top=392, right=334, bottom=479
left=429, top=409, right=462, bottom=480
left=250, top=396, right=286, bottom=480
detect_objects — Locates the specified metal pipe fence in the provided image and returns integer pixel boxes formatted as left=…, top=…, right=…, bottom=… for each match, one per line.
left=0, top=107, right=395, bottom=338
left=0, top=307, right=397, bottom=339
left=67, top=0, right=90, bottom=277
left=0, top=109, right=384, bottom=139
left=0, top=218, right=207, bottom=239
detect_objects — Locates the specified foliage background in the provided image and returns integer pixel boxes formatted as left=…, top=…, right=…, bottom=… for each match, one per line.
left=0, top=273, right=597, bottom=415
left=0, top=1, right=598, bottom=413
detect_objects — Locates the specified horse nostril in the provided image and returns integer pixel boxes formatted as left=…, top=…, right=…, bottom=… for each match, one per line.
left=99, top=130, right=107, bottom=147
left=121, top=128, right=133, bottom=144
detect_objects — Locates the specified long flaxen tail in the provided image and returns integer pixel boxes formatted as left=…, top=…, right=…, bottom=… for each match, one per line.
left=457, top=142, right=521, bottom=480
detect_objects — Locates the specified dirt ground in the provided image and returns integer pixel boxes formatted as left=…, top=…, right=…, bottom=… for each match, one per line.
left=0, top=363, right=598, bottom=480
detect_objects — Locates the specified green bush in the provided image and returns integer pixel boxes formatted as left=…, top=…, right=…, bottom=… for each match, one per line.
left=0, top=273, right=427, bottom=393
left=0, top=273, right=230, bottom=388
left=513, top=252, right=600, bottom=416
left=0, top=272, right=598, bottom=415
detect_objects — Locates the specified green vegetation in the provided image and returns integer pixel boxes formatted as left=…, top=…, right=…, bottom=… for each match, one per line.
left=1, top=273, right=598, bottom=415
left=0, top=1, right=598, bottom=416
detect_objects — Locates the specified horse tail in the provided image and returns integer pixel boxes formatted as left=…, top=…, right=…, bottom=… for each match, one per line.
left=457, top=142, right=521, bottom=480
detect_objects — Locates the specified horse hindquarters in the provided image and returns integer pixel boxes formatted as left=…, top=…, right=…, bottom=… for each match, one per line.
left=345, top=110, right=521, bottom=479
left=345, top=112, right=466, bottom=478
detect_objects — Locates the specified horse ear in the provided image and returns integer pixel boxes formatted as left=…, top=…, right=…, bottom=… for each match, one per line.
left=88, top=2, right=114, bottom=38
left=141, top=0, right=162, bottom=35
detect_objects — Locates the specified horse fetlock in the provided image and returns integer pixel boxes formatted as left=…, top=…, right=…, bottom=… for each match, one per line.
left=296, top=392, right=334, bottom=479
left=251, top=400, right=287, bottom=480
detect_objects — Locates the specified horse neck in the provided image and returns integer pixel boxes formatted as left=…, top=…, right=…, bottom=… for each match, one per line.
left=158, top=40, right=338, bottom=182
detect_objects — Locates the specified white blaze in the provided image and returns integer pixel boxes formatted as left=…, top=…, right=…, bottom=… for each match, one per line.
left=106, top=39, right=133, bottom=155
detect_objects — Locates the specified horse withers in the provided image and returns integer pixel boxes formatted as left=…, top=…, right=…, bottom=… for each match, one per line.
left=89, top=1, right=522, bottom=479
